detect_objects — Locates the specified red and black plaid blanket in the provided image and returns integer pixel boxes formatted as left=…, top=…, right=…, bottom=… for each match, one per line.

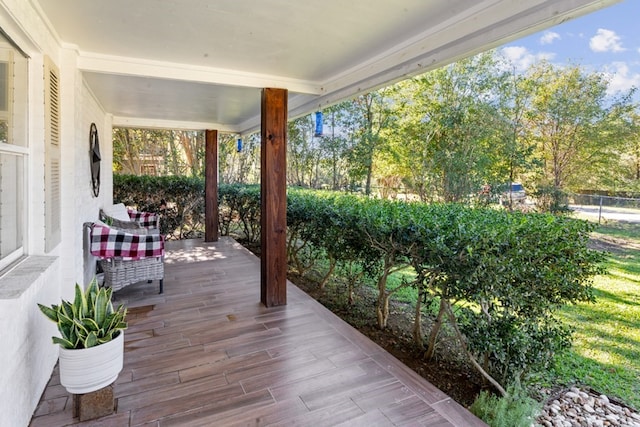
left=127, top=209, right=159, bottom=229
left=90, top=223, right=164, bottom=260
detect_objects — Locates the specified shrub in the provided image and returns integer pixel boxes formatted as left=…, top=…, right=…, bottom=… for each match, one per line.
left=470, top=384, right=541, bottom=427
left=114, top=174, right=205, bottom=239
left=112, top=179, right=605, bottom=391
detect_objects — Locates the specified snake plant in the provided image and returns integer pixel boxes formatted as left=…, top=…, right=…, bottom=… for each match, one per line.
left=38, top=277, right=127, bottom=349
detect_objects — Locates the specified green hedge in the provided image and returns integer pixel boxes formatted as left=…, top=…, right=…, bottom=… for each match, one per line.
left=114, top=177, right=604, bottom=390
left=282, top=189, right=604, bottom=390
left=113, top=174, right=205, bottom=239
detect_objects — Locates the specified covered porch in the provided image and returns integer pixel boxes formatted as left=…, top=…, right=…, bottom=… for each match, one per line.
left=31, top=237, right=486, bottom=426
left=0, top=1, right=622, bottom=425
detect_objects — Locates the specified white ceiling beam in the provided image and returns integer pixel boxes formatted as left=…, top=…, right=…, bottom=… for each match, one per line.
left=78, top=52, right=323, bottom=95
left=112, top=116, right=240, bottom=132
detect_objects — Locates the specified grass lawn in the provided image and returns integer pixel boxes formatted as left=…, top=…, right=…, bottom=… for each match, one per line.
left=547, top=219, right=640, bottom=409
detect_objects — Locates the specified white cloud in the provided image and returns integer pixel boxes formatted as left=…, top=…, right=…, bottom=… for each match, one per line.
left=589, top=29, right=625, bottom=53
left=540, top=31, right=560, bottom=45
left=604, top=62, right=640, bottom=95
left=500, top=46, right=555, bottom=71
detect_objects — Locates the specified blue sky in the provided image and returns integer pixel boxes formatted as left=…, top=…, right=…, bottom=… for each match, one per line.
left=501, top=0, right=640, bottom=97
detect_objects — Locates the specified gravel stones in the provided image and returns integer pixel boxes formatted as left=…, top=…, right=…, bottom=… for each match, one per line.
left=538, top=387, right=640, bottom=427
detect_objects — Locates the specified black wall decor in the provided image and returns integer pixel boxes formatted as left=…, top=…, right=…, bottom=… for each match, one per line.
left=90, top=122, right=101, bottom=197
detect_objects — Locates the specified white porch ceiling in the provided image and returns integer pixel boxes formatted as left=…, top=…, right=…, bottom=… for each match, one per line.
left=33, top=0, right=618, bottom=134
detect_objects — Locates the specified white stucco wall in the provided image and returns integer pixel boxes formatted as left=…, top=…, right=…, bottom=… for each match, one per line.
left=0, top=2, right=111, bottom=426
left=0, top=258, right=59, bottom=427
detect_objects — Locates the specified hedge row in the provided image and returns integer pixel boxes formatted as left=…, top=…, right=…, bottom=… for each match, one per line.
left=226, top=186, right=604, bottom=391
left=114, top=176, right=604, bottom=391
left=113, top=175, right=205, bottom=239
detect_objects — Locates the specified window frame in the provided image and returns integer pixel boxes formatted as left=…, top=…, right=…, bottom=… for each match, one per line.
left=0, top=138, right=28, bottom=273
left=0, top=38, right=28, bottom=273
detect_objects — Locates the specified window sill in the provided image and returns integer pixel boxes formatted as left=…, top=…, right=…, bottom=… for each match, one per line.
left=0, top=256, right=58, bottom=299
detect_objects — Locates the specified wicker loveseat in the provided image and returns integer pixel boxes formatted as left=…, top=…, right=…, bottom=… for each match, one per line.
left=86, top=206, right=164, bottom=293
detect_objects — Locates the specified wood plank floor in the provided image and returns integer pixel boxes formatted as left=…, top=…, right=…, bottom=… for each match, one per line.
left=30, top=237, right=486, bottom=427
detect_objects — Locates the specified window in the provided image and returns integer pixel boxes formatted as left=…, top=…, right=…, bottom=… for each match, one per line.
left=0, top=34, right=28, bottom=272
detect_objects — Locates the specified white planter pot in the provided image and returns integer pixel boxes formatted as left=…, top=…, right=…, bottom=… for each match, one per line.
left=58, top=331, right=124, bottom=394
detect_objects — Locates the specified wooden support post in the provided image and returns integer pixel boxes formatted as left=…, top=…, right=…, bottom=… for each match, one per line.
left=205, top=129, right=219, bottom=242
left=261, top=88, right=288, bottom=307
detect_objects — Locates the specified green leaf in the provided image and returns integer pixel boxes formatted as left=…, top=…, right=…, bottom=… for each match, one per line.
left=37, top=303, right=59, bottom=322
left=94, top=289, right=109, bottom=326
left=73, top=283, right=88, bottom=318
left=52, top=336, right=75, bottom=349
left=84, top=331, right=98, bottom=348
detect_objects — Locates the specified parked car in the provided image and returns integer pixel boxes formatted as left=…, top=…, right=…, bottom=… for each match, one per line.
left=501, top=182, right=526, bottom=204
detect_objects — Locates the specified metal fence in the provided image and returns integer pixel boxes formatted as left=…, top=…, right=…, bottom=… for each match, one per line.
left=569, top=193, right=640, bottom=209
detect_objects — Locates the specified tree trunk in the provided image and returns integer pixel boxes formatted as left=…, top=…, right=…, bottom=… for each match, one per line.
left=412, top=286, right=424, bottom=348
left=376, top=293, right=390, bottom=329
left=424, top=297, right=447, bottom=360
left=376, top=268, right=390, bottom=329
left=443, top=300, right=507, bottom=397
left=319, top=257, right=336, bottom=289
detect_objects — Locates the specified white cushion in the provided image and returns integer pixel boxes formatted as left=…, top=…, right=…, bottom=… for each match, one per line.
left=102, top=203, right=130, bottom=222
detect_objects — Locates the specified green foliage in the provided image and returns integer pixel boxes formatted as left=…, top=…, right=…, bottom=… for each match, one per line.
left=219, top=184, right=261, bottom=242
left=111, top=176, right=605, bottom=390
left=523, top=61, right=634, bottom=193
left=113, top=128, right=205, bottom=177
left=282, top=188, right=604, bottom=387
left=113, top=174, right=205, bottom=239
left=387, top=52, right=509, bottom=202
left=533, top=184, right=570, bottom=213
left=219, top=133, right=261, bottom=184
left=288, top=116, right=321, bottom=187
left=470, top=384, right=541, bottom=427
left=115, top=50, right=638, bottom=201
left=37, top=278, right=127, bottom=349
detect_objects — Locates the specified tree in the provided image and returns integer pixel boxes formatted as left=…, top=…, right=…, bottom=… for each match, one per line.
left=387, top=52, right=507, bottom=202
left=219, top=133, right=260, bottom=184
left=523, top=62, right=634, bottom=198
left=113, top=128, right=168, bottom=175
left=287, top=115, right=321, bottom=187
left=172, top=130, right=205, bottom=177
left=490, top=56, right=539, bottom=208
left=338, top=90, right=393, bottom=195
left=623, top=113, right=640, bottom=188
left=113, top=128, right=208, bottom=177
left=603, top=111, right=640, bottom=193
left=317, top=105, right=351, bottom=190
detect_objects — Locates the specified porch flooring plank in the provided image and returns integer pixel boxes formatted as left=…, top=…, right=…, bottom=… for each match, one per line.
left=179, top=351, right=269, bottom=382
left=334, top=408, right=396, bottom=427
left=29, top=237, right=486, bottom=427
left=159, top=389, right=275, bottom=427
left=114, top=372, right=181, bottom=398
left=129, top=383, right=247, bottom=426
left=224, top=351, right=318, bottom=384
left=223, top=398, right=310, bottom=427
left=239, top=358, right=338, bottom=395
left=272, top=399, right=365, bottom=427
left=117, top=374, right=231, bottom=413
left=129, top=349, right=229, bottom=380
left=350, top=379, right=415, bottom=412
